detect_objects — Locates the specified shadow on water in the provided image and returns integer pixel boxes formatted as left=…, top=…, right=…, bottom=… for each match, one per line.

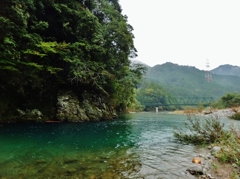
left=0, top=113, right=212, bottom=178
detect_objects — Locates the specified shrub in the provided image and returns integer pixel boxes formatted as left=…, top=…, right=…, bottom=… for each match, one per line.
left=183, top=107, right=198, bottom=114
left=197, top=104, right=204, bottom=113
left=174, top=115, right=228, bottom=144
left=229, top=112, right=240, bottom=120
left=213, top=93, right=240, bottom=109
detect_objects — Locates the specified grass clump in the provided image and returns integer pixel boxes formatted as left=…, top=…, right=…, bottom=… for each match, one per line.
left=183, top=107, right=198, bottom=115
left=174, top=115, right=228, bottom=145
left=216, top=126, right=240, bottom=166
left=229, top=112, right=240, bottom=120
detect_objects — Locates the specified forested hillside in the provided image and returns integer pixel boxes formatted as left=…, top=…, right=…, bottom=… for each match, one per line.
left=0, top=0, right=145, bottom=121
left=211, top=64, right=240, bottom=76
left=144, top=62, right=240, bottom=100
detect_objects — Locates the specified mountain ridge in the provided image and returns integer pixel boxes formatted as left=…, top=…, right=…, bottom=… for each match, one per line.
left=140, top=62, right=240, bottom=100
left=133, top=59, right=240, bottom=76
left=211, top=64, right=240, bottom=76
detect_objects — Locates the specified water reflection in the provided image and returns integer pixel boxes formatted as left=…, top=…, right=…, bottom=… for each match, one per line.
left=0, top=119, right=141, bottom=178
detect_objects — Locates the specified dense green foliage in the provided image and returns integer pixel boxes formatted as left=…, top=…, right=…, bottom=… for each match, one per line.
left=0, top=0, right=145, bottom=119
left=145, top=62, right=240, bottom=100
left=214, top=93, right=240, bottom=108
left=136, top=81, right=178, bottom=111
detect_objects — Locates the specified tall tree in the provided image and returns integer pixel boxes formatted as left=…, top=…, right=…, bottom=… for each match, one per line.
left=0, top=0, right=145, bottom=119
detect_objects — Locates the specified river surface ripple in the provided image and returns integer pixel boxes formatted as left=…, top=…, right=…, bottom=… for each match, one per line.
left=0, top=112, right=237, bottom=179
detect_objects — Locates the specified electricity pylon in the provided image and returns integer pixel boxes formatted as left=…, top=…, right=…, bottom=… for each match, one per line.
left=205, top=59, right=212, bottom=82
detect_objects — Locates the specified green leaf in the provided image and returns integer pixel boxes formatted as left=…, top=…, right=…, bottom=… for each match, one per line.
left=36, top=42, right=57, bottom=54
left=24, top=49, right=46, bottom=57
left=46, top=66, right=63, bottom=74
left=0, top=66, right=18, bottom=71
left=19, top=61, right=43, bottom=70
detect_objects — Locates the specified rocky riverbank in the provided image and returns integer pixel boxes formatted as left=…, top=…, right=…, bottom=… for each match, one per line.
left=171, top=107, right=239, bottom=119
left=184, top=145, right=240, bottom=179
left=200, top=108, right=237, bottom=118
left=1, top=90, right=118, bottom=123
left=173, top=107, right=240, bottom=178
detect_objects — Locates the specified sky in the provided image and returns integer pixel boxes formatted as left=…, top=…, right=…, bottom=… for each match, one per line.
left=119, top=0, right=240, bottom=70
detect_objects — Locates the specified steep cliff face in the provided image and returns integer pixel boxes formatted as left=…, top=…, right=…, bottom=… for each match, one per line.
left=56, top=91, right=117, bottom=122
left=0, top=90, right=117, bottom=122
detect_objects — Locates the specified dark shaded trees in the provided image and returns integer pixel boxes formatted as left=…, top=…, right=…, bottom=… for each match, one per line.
left=0, top=0, right=145, bottom=119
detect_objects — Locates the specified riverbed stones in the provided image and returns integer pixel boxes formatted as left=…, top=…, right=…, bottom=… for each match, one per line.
left=192, top=157, right=201, bottom=164
left=210, top=146, right=221, bottom=156
left=186, top=146, right=223, bottom=178
left=187, top=165, right=205, bottom=175
left=201, top=108, right=236, bottom=118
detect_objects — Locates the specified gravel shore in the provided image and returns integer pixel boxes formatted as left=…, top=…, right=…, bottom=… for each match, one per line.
left=171, top=108, right=238, bottom=119
left=200, top=108, right=236, bottom=118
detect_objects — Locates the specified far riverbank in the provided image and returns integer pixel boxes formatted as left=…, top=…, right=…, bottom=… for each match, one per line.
left=170, top=107, right=239, bottom=118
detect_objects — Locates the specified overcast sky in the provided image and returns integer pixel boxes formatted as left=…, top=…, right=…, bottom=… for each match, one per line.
left=119, top=0, right=240, bottom=70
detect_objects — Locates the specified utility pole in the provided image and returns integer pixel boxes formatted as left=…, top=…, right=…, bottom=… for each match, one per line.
left=205, top=59, right=212, bottom=82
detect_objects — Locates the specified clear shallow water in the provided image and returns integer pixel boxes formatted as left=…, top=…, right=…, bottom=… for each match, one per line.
left=0, top=113, right=229, bottom=179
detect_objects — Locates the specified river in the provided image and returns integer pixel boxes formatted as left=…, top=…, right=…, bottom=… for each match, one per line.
left=0, top=112, right=236, bottom=179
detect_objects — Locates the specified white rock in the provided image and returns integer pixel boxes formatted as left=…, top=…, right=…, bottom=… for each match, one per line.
left=211, top=146, right=221, bottom=155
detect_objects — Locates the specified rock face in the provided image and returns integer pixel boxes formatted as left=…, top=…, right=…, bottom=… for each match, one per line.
left=56, top=91, right=117, bottom=122
left=17, top=109, right=44, bottom=122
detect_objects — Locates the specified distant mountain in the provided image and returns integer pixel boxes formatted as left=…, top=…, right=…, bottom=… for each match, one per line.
left=144, top=62, right=240, bottom=100
left=211, top=64, right=240, bottom=76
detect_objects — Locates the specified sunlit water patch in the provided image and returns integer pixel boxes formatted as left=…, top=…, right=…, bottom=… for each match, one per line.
left=0, top=113, right=234, bottom=179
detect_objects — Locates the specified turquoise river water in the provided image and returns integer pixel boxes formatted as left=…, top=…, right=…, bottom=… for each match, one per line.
left=0, top=112, right=237, bottom=179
